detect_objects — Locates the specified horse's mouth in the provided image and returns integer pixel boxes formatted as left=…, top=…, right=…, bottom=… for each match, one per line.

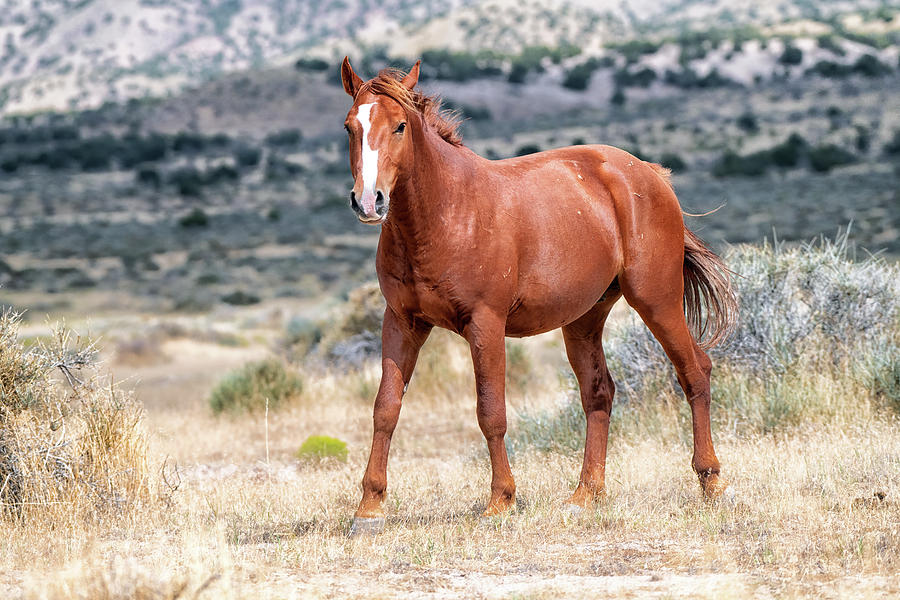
left=358, top=214, right=387, bottom=225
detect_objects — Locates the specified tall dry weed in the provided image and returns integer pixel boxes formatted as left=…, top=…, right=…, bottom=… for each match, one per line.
left=0, top=309, right=156, bottom=526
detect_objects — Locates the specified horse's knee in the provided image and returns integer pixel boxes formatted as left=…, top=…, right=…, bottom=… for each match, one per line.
left=476, top=398, right=507, bottom=440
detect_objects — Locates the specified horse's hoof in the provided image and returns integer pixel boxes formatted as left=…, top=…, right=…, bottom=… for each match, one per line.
left=349, top=516, right=385, bottom=537
left=564, top=503, right=586, bottom=517
left=700, top=473, right=731, bottom=500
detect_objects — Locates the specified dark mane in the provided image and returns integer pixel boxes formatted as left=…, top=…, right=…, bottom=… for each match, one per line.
left=359, top=68, right=464, bottom=146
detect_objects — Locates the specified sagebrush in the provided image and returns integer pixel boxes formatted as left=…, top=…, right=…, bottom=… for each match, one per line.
left=0, top=309, right=154, bottom=524
left=513, top=233, right=900, bottom=451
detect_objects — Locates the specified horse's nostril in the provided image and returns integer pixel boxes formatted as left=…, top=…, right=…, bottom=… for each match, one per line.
left=350, top=191, right=361, bottom=212
left=375, top=190, right=386, bottom=215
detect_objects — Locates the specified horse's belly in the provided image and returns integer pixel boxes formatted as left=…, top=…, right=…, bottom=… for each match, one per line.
left=504, top=274, right=614, bottom=337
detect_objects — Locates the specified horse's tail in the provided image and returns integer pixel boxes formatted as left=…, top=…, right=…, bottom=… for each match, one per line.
left=682, top=227, right=737, bottom=349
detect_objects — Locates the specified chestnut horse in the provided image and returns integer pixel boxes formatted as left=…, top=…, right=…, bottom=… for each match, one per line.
left=340, top=58, right=737, bottom=533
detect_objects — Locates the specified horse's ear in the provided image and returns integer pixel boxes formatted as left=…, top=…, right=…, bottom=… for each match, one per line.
left=401, top=60, right=421, bottom=91
left=341, top=56, right=363, bottom=97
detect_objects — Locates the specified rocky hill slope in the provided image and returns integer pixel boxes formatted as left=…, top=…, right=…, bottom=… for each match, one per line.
left=2, top=0, right=897, bottom=115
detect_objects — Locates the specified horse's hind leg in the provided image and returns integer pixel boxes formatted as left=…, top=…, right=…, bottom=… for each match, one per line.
left=620, top=276, right=728, bottom=499
left=561, top=285, right=622, bottom=510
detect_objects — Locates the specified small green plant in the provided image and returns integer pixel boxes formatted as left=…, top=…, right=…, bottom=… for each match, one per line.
left=296, top=435, right=348, bottom=462
left=778, top=43, right=803, bottom=66
left=178, top=208, right=209, bottom=227
left=209, top=359, right=303, bottom=414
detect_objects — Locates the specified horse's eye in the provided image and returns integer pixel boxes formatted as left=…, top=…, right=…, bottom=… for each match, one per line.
left=394, top=122, right=406, bottom=134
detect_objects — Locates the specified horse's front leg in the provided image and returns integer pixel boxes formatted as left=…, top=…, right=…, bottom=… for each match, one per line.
left=465, top=309, right=516, bottom=516
left=352, top=308, right=431, bottom=533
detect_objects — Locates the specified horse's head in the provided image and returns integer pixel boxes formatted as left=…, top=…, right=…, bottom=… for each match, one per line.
left=341, top=57, right=419, bottom=224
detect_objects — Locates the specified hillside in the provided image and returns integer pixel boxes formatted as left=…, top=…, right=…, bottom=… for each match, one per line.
left=2, top=0, right=899, bottom=115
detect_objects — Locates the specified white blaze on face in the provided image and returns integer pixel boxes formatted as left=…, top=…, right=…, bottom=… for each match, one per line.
left=356, top=102, right=379, bottom=209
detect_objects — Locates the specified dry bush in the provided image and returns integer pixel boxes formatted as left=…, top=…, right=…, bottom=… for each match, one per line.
left=0, top=309, right=155, bottom=525
left=513, top=233, right=900, bottom=450
left=317, top=282, right=385, bottom=365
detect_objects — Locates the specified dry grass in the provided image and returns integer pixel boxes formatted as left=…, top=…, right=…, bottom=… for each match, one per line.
left=7, top=403, right=898, bottom=598
left=4, top=327, right=899, bottom=599
left=3, top=242, right=900, bottom=599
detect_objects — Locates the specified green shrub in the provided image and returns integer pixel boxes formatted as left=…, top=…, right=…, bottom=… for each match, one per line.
left=442, top=99, right=491, bottom=121
left=264, top=128, right=302, bottom=147
left=562, top=59, right=600, bottom=90
left=294, top=57, right=330, bottom=71
left=419, top=49, right=502, bottom=81
left=778, top=44, right=803, bottom=65
left=120, top=133, right=167, bottom=167
left=296, top=435, right=348, bottom=462
left=852, top=54, right=891, bottom=77
left=178, top=208, right=209, bottom=228
left=209, top=359, right=303, bottom=414
left=515, top=144, right=541, bottom=156
left=664, top=67, right=731, bottom=88
left=74, top=135, right=119, bottom=171
left=221, top=290, right=260, bottom=305
left=769, top=133, right=807, bottom=167
left=169, top=167, right=204, bottom=196
left=0, top=155, right=18, bottom=172
left=611, top=39, right=661, bottom=64
left=854, top=126, right=871, bottom=153
left=884, top=129, right=900, bottom=155
left=736, top=112, right=758, bottom=133
left=507, top=61, right=529, bottom=84
left=172, top=131, right=206, bottom=153
left=806, top=60, right=852, bottom=78
left=205, top=163, right=240, bottom=185
left=712, top=149, right=770, bottom=177
left=135, top=166, right=161, bottom=188
left=808, top=144, right=855, bottom=172
left=233, top=144, right=262, bottom=168
left=264, top=154, right=304, bottom=181
left=613, top=67, right=656, bottom=88
left=659, top=152, right=687, bottom=172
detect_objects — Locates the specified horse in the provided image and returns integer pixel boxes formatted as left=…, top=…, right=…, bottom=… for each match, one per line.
left=339, top=57, right=737, bottom=534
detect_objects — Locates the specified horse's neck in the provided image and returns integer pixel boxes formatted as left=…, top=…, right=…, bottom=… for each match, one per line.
left=386, top=128, right=477, bottom=250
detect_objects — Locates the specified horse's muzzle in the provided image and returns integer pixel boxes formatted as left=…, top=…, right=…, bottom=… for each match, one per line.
left=350, top=190, right=388, bottom=224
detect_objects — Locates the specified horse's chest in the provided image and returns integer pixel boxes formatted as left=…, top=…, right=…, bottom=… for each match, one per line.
left=380, top=269, right=465, bottom=332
